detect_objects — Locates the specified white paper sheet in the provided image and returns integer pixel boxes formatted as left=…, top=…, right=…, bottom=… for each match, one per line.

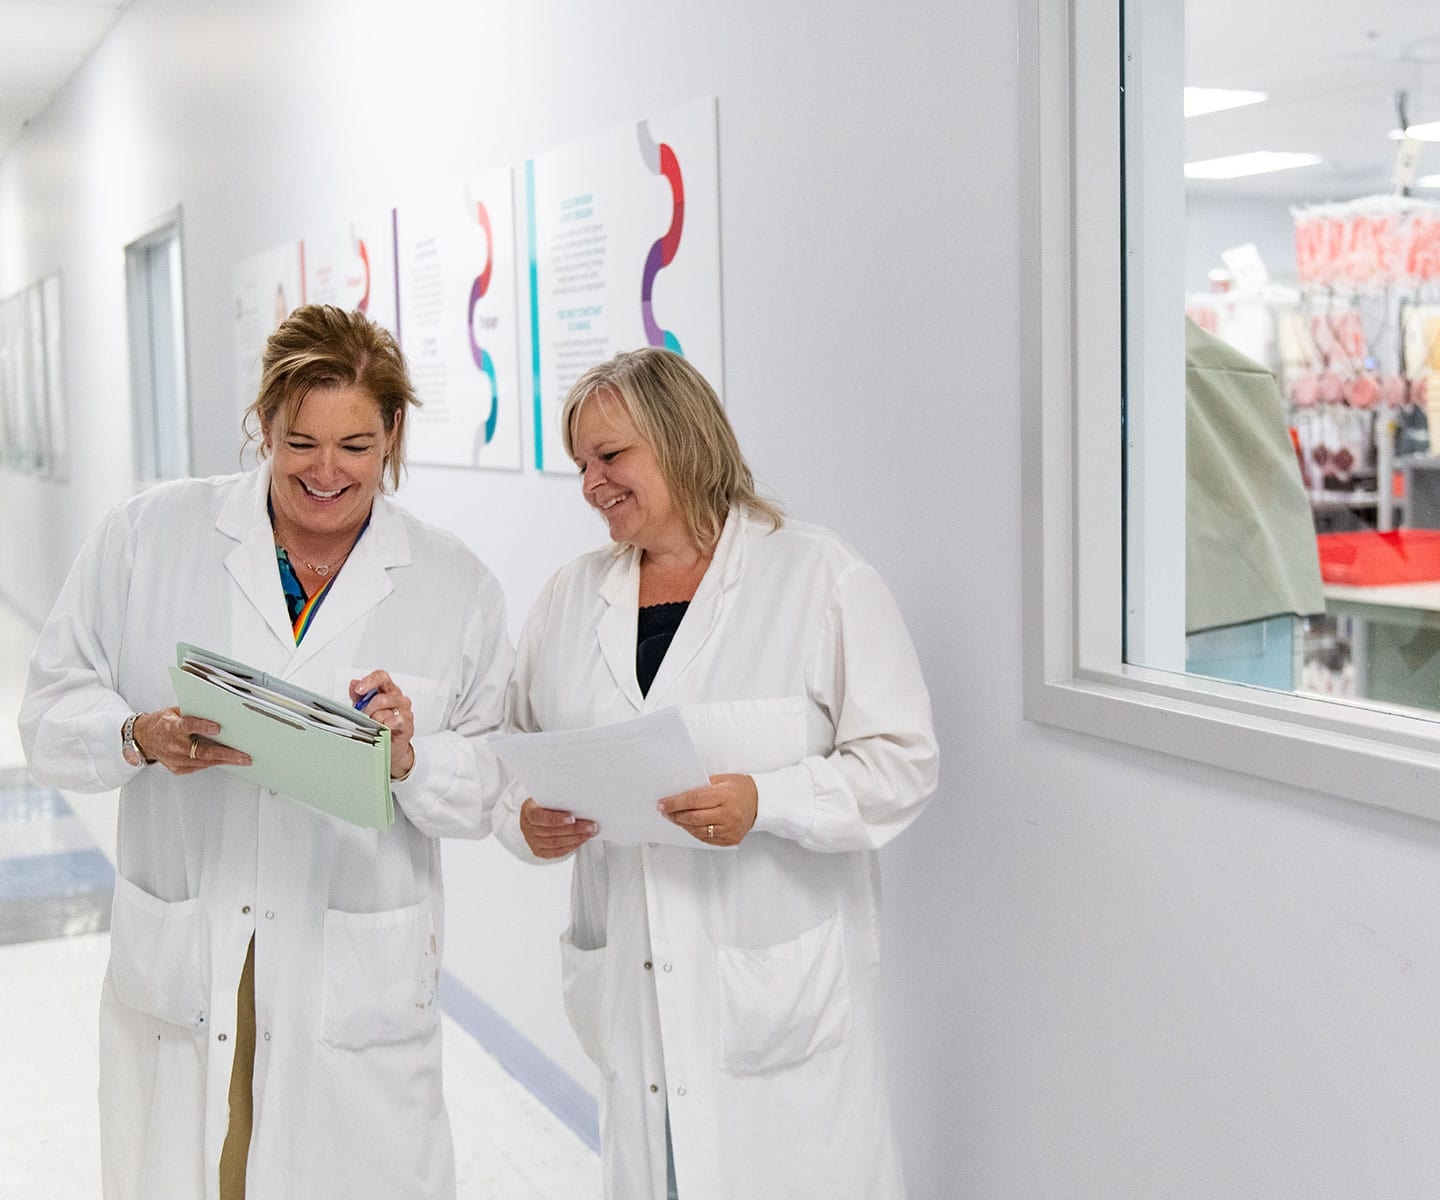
left=489, top=708, right=727, bottom=850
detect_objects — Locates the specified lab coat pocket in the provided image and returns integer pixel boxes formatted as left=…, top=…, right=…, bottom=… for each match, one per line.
left=560, top=929, right=614, bottom=1078
left=681, top=696, right=808, bottom=774
left=716, top=911, right=852, bottom=1075
left=335, top=668, right=449, bottom=735
left=320, top=900, right=439, bottom=1051
left=108, top=874, right=207, bottom=1030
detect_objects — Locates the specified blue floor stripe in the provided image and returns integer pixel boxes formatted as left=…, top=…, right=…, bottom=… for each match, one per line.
left=0, top=787, right=73, bottom=822
left=440, top=969, right=600, bottom=1152
left=0, top=779, right=596, bottom=1148
left=0, top=846, right=114, bottom=902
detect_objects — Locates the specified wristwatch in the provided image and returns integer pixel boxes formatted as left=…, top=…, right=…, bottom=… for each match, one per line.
left=121, top=713, right=152, bottom=765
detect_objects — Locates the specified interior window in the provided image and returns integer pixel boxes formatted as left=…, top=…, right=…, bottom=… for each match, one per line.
left=1123, top=1, right=1440, bottom=715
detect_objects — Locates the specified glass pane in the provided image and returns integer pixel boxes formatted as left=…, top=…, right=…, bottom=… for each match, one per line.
left=126, top=222, right=190, bottom=482
left=1123, top=0, right=1440, bottom=716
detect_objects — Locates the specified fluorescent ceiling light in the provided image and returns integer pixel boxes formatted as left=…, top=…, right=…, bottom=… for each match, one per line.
left=1184, top=87, right=1267, bottom=118
left=1184, top=151, right=1322, bottom=180
left=1417, top=175, right=1440, bottom=189
left=1390, top=121, right=1440, bottom=141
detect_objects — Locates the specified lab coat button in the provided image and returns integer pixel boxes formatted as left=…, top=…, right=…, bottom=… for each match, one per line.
left=218, top=1033, right=228, bottom=1042
left=662, top=963, right=672, bottom=972
left=643, top=961, right=652, bottom=970
left=649, top=1084, right=659, bottom=1093
left=676, top=1086, right=687, bottom=1097
left=242, top=905, right=250, bottom=914
left=263, top=1032, right=271, bottom=1042
left=265, top=910, right=274, bottom=919
left=268, top=789, right=277, bottom=796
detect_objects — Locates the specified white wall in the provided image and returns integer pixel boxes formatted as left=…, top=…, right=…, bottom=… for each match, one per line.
left=7, top=0, right=1440, bottom=1195
left=1185, top=191, right=1299, bottom=293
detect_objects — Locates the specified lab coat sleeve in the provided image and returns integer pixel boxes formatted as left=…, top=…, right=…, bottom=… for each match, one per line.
left=490, top=574, right=557, bottom=864
left=20, top=503, right=146, bottom=792
left=390, top=566, right=515, bottom=840
left=750, top=561, right=938, bottom=852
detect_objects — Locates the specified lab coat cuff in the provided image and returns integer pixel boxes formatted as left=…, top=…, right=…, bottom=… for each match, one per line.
left=389, top=733, right=445, bottom=822
left=492, top=779, right=555, bottom=864
left=751, top=764, right=816, bottom=842
left=89, top=705, right=143, bottom=788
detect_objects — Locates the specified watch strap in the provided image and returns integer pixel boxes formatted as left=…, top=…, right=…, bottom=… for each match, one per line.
left=122, top=713, right=154, bottom=764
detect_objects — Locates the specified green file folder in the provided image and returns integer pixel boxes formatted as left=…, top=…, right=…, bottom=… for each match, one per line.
left=168, top=642, right=394, bottom=830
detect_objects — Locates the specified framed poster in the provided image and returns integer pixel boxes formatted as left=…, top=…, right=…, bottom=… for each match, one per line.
left=527, top=97, right=722, bottom=472
left=233, top=242, right=302, bottom=430
left=395, top=168, right=523, bottom=470
left=300, top=211, right=399, bottom=335
left=41, top=274, right=66, bottom=479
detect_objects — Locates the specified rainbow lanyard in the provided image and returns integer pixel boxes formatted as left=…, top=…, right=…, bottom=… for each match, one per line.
left=275, top=547, right=335, bottom=644
left=270, top=500, right=371, bottom=645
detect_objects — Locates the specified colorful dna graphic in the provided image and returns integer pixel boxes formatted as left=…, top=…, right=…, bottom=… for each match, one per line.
left=637, top=119, right=684, bottom=354
left=353, top=229, right=370, bottom=314
left=467, top=200, right=500, bottom=456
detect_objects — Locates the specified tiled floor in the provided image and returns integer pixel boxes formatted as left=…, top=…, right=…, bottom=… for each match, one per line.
left=0, top=599, right=601, bottom=1198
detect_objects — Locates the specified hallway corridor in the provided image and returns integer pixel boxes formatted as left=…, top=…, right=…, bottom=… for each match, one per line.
left=0, top=599, right=600, bottom=1199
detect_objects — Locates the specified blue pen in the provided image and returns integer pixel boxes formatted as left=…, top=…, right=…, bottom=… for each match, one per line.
left=354, top=687, right=379, bottom=712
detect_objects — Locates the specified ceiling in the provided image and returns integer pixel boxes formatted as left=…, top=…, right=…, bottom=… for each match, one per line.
left=1185, top=0, right=1440, bottom=201
left=0, top=0, right=1437, bottom=200
left=0, top=0, right=129, bottom=162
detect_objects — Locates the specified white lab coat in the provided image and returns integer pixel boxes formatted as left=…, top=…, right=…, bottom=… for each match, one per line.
left=495, top=509, right=938, bottom=1200
left=20, top=465, right=513, bottom=1200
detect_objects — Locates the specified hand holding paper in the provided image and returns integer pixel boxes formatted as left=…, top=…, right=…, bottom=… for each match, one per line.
left=490, top=708, right=732, bottom=851
left=655, top=772, right=758, bottom=847
left=519, top=799, right=599, bottom=859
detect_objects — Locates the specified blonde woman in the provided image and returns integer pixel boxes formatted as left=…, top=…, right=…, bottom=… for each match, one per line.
left=498, top=347, right=938, bottom=1200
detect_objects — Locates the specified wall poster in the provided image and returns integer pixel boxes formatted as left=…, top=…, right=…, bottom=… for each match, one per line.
left=0, top=273, right=65, bottom=477
left=526, top=96, right=723, bottom=473
left=395, top=168, right=523, bottom=470
left=300, top=211, right=399, bottom=337
left=233, top=243, right=302, bottom=430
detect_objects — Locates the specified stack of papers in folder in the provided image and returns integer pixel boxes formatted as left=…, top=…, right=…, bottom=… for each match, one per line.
left=169, top=642, right=393, bottom=830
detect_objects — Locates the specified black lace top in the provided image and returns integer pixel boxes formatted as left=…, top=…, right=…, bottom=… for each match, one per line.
left=636, top=601, right=689, bottom=696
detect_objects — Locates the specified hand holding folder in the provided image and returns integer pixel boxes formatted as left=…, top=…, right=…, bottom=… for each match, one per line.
left=169, top=643, right=394, bottom=830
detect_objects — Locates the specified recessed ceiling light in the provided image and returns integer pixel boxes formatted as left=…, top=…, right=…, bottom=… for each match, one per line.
left=1389, top=121, right=1440, bottom=142
left=1184, top=151, right=1322, bottom=180
left=1184, top=87, right=1267, bottom=118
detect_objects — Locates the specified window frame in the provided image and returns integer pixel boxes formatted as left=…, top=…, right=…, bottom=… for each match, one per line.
left=1020, top=0, right=1440, bottom=823
left=125, top=210, right=192, bottom=484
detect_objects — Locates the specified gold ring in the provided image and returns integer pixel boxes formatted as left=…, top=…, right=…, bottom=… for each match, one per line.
left=188, top=735, right=199, bottom=760
left=708, top=824, right=715, bottom=838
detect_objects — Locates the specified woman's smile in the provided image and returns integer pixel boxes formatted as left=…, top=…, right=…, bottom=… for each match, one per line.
left=265, top=383, right=394, bottom=548
left=570, top=393, right=686, bottom=555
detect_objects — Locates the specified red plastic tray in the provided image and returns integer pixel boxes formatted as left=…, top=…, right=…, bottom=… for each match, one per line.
left=1317, top=529, right=1440, bottom=586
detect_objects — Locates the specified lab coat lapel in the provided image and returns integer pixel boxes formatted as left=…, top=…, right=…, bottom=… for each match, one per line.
left=596, top=547, right=644, bottom=713
left=217, top=466, right=403, bottom=674
left=284, top=497, right=403, bottom=676
left=220, top=465, right=296, bottom=653
left=641, top=509, right=746, bottom=710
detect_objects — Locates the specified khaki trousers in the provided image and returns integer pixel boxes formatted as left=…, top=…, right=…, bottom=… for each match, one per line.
left=218, top=937, right=256, bottom=1199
